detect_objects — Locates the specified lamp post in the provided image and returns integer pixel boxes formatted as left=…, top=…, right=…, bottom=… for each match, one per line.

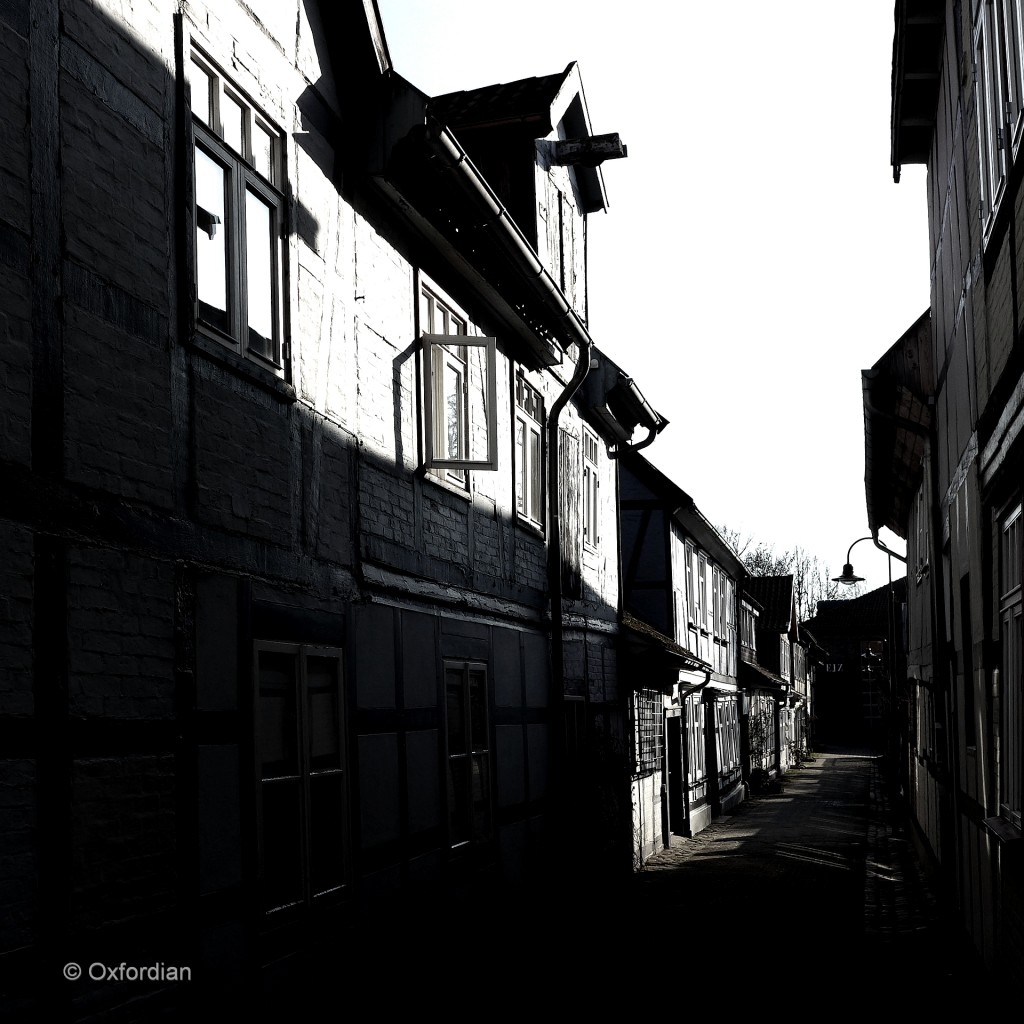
left=833, top=533, right=907, bottom=773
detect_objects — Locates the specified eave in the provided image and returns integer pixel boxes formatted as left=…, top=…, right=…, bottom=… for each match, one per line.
left=621, top=612, right=710, bottom=684
left=891, top=0, right=945, bottom=181
left=739, top=660, right=788, bottom=695
left=578, top=348, right=669, bottom=454
left=370, top=74, right=602, bottom=368
left=862, top=310, right=934, bottom=537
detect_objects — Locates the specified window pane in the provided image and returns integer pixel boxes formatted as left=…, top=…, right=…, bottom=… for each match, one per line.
left=306, top=655, right=340, bottom=771
left=515, top=419, right=525, bottom=513
left=472, top=755, right=490, bottom=837
left=469, top=668, right=487, bottom=751
left=245, top=188, right=276, bottom=361
left=470, top=354, right=491, bottom=463
left=309, top=773, right=346, bottom=895
left=261, top=779, right=303, bottom=910
left=194, top=146, right=229, bottom=332
left=443, top=354, right=464, bottom=460
left=253, top=119, right=274, bottom=181
left=258, top=649, right=297, bottom=778
left=529, top=426, right=542, bottom=517
left=447, top=756, right=470, bottom=844
left=190, top=59, right=212, bottom=124
left=222, top=90, right=245, bottom=154
left=446, top=669, right=466, bottom=755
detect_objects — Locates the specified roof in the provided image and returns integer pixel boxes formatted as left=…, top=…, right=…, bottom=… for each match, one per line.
left=739, top=660, right=787, bottom=693
left=801, top=578, right=908, bottom=647
left=621, top=612, right=709, bottom=679
left=743, top=575, right=794, bottom=634
left=863, top=310, right=933, bottom=538
left=620, top=454, right=745, bottom=579
left=428, top=62, right=610, bottom=215
left=430, top=67, right=572, bottom=131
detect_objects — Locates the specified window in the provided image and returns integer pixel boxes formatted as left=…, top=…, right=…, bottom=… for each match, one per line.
left=1000, top=502, right=1022, bottom=827
left=684, top=541, right=695, bottom=623
left=712, top=566, right=721, bottom=637
left=972, top=0, right=1024, bottom=227
left=189, top=50, right=286, bottom=373
left=255, top=643, right=348, bottom=914
left=915, top=484, right=930, bottom=582
left=633, top=688, right=663, bottom=775
left=515, top=372, right=545, bottom=528
left=1004, top=2, right=1024, bottom=152
left=740, top=602, right=757, bottom=655
left=444, top=661, right=492, bottom=847
left=421, top=286, right=497, bottom=483
left=686, top=693, right=706, bottom=784
left=725, top=578, right=737, bottom=676
left=698, top=553, right=709, bottom=631
left=715, top=698, right=741, bottom=773
left=582, top=429, right=600, bottom=549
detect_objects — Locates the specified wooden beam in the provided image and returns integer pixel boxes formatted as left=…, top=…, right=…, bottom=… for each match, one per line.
left=552, top=133, right=628, bottom=167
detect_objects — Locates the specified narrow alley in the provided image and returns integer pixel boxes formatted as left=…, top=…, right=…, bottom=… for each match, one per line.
left=621, top=750, right=984, bottom=995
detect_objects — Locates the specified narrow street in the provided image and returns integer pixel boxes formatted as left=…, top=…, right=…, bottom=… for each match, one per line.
left=294, top=751, right=988, bottom=1017
left=621, top=750, right=984, bottom=994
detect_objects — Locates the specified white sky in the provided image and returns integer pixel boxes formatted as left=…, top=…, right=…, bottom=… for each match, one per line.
left=375, top=0, right=928, bottom=595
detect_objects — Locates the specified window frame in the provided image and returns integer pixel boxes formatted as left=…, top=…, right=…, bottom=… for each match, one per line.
left=514, top=370, right=545, bottom=530
left=188, top=47, right=287, bottom=377
left=684, top=540, right=695, bottom=625
left=999, top=501, right=1022, bottom=827
left=632, top=687, right=664, bottom=776
left=254, top=641, right=349, bottom=916
left=582, top=427, right=601, bottom=550
left=420, top=283, right=498, bottom=481
left=686, top=692, right=706, bottom=784
left=698, top=553, right=709, bottom=633
left=1003, top=0, right=1024, bottom=154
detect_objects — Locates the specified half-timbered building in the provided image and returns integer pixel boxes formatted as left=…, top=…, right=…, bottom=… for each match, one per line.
left=618, top=454, right=745, bottom=861
left=864, top=0, right=1024, bottom=977
left=0, top=0, right=664, bottom=1015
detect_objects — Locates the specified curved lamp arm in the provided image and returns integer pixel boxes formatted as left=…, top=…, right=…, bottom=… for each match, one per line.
left=833, top=533, right=908, bottom=585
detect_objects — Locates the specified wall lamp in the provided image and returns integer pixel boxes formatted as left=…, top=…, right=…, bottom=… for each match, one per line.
left=833, top=536, right=871, bottom=586
left=832, top=532, right=908, bottom=586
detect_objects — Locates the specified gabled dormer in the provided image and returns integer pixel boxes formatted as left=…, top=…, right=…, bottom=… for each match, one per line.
left=430, top=62, right=626, bottom=325
left=744, top=575, right=797, bottom=680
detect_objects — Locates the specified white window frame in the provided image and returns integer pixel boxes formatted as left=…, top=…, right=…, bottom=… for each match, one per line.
left=420, top=284, right=497, bottom=481
left=686, top=693, right=706, bottom=784
left=189, top=48, right=286, bottom=374
left=712, top=565, right=721, bottom=638
left=514, top=370, right=545, bottom=530
left=684, top=540, right=695, bottom=624
left=1002, top=0, right=1024, bottom=154
left=976, top=1, right=1009, bottom=229
left=582, top=428, right=601, bottom=550
left=698, top=553, right=709, bottom=633
left=1000, top=501, right=1022, bottom=827
left=254, top=642, right=349, bottom=915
